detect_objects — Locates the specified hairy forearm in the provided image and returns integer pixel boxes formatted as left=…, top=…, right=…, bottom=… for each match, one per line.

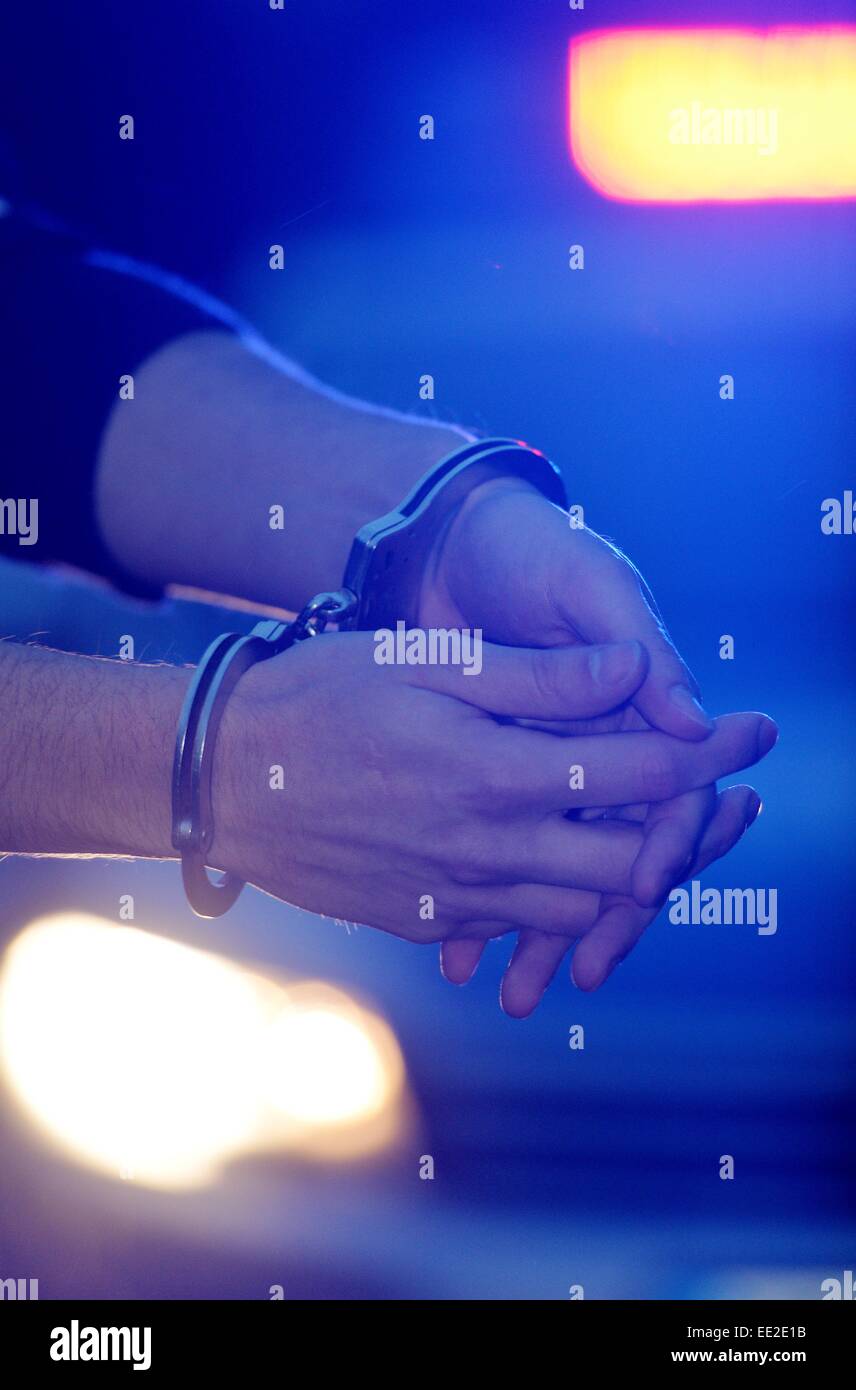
left=0, top=641, right=187, bottom=858
left=95, top=329, right=469, bottom=609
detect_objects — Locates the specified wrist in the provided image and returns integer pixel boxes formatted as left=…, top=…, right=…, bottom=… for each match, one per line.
left=0, top=644, right=189, bottom=859
left=419, top=475, right=543, bottom=627
left=205, top=657, right=289, bottom=891
left=66, top=657, right=189, bottom=860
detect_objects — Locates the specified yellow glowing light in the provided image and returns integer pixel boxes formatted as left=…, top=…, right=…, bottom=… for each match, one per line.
left=569, top=27, right=856, bottom=202
left=0, top=915, right=406, bottom=1188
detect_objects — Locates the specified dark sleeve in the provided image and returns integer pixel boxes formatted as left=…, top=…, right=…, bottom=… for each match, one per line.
left=0, top=205, right=248, bottom=592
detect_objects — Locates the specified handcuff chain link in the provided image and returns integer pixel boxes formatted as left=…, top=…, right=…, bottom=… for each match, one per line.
left=290, top=587, right=358, bottom=641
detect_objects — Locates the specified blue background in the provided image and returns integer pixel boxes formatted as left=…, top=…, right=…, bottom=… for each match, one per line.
left=0, top=0, right=853, bottom=1298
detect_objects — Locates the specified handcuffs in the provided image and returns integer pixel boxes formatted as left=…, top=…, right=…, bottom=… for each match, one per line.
left=172, top=437, right=567, bottom=917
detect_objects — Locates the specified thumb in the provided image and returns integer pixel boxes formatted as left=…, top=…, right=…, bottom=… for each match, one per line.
left=416, top=637, right=649, bottom=721
left=558, top=530, right=713, bottom=741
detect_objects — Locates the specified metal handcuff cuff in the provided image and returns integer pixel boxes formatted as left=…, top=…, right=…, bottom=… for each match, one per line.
left=171, top=437, right=567, bottom=917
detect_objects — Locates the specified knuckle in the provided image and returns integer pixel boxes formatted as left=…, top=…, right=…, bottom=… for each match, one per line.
left=447, top=826, right=494, bottom=885
left=456, top=739, right=515, bottom=810
left=479, top=759, right=513, bottom=805
left=451, top=756, right=489, bottom=814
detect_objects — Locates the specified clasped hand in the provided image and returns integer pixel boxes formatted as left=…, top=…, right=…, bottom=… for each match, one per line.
left=415, top=477, right=778, bottom=1013
left=214, top=615, right=775, bottom=1016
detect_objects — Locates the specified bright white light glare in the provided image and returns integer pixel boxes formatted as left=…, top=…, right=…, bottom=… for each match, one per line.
left=0, top=915, right=405, bottom=1189
left=263, top=1006, right=389, bottom=1124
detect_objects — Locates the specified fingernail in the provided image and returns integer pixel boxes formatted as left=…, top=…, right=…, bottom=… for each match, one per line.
left=756, top=717, right=779, bottom=757
left=590, top=640, right=642, bottom=687
left=746, top=793, right=762, bottom=827
left=668, top=683, right=714, bottom=731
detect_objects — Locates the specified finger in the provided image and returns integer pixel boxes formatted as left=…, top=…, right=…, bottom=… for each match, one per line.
left=571, top=785, right=761, bottom=991
left=570, top=899, right=652, bottom=993
left=555, top=529, right=714, bottom=739
left=457, top=788, right=758, bottom=1006
left=510, top=703, right=650, bottom=740
left=694, top=784, right=762, bottom=873
left=573, top=786, right=759, bottom=993
left=631, top=785, right=717, bottom=908
left=460, top=882, right=601, bottom=934
left=577, top=803, right=648, bottom=822
left=486, top=816, right=643, bottom=895
left=441, top=937, right=487, bottom=985
left=414, top=638, right=649, bottom=720
left=494, top=711, right=778, bottom=812
left=500, top=931, right=571, bottom=1019
left=500, top=795, right=708, bottom=1011
left=511, top=711, right=628, bottom=737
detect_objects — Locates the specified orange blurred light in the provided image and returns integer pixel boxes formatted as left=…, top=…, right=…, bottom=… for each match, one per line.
left=569, top=26, right=856, bottom=202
